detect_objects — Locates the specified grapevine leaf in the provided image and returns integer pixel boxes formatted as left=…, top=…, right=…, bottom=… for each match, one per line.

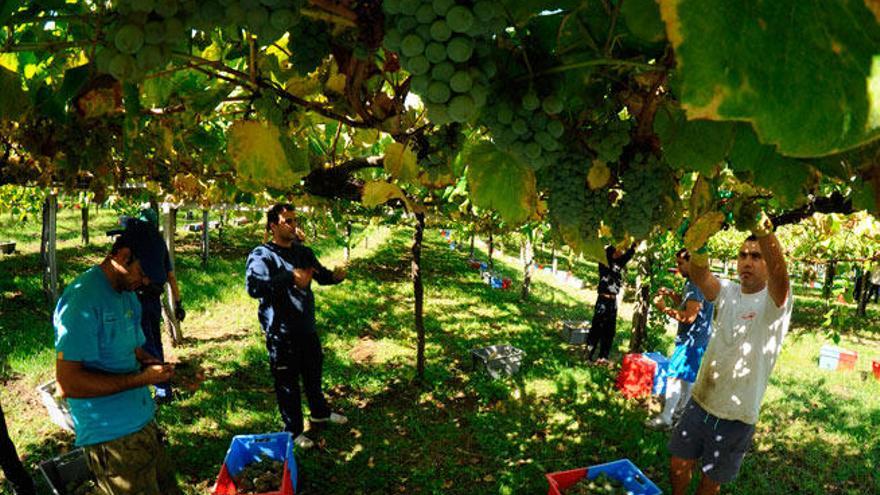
left=621, top=0, right=666, bottom=44
left=464, top=141, right=537, bottom=224
left=418, top=162, right=456, bottom=189
left=688, top=174, right=713, bottom=217
left=684, top=211, right=725, bottom=251
left=587, top=160, right=611, bottom=189
left=227, top=120, right=309, bottom=192
left=0, top=1, right=18, bottom=25
left=362, top=180, right=417, bottom=213
left=384, top=142, right=419, bottom=183
left=853, top=179, right=877, bottom=214
left=727, top=124, right=811, bottom=207
left=659, top=0, right=880, bottom=157
left=654, top=104, right=733, bottom=174
left=0, top=67, right=26, bottom=119
left=558, top=223, right=607, bottom=265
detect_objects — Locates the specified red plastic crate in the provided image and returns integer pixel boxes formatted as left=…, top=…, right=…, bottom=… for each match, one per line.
left=546, top=467, right=588, bottom=495
left=872, top=360, right=880, bottom=381
left=615, top=354, right=656, bottom=399
left=837, top=350, right=858, bottom=371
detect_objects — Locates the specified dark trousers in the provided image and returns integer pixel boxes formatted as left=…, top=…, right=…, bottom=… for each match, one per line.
left=587, top=296, right=618, bottom=360
left=266, top=331, right=331, bottom=437
left=0, top=401, right=36, bottom=495
left=138, top=293, right=172, bottom=398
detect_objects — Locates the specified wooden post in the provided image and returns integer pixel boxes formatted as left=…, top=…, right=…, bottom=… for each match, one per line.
left=521, top=234, right=533, bottom=300
left=162, top=206, right=183, bottom=345
left=41, top=193, right=59, bottom=304
left=488, top=230, right=494, bottom=270
left=469, top=230, right=475, bottom=258
left=413, top=213, right=426, bottom=381
left=81, top=198, right=89, bottom=246
left=344, top=221, right=352, bottom=262
left=628, top=241, right=651, bottom=353
left=823, top=261, right=836, bottom=300
left=552, top=243, right=558, bottom=275
left=201, top=209, right=209, bottom=268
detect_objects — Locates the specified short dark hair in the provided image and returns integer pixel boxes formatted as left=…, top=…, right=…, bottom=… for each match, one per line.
left=110, top=234, right=138, bottom=264
left=266, top=203, right=295, bottom=232
left=675, top=248, right=690, bottom=260
left=745, top=234, right=758, bottom=242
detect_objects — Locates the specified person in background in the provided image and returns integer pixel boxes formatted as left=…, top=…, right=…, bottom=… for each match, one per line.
left=646, top=249, right=713, bottom=430
left=0, top=398, right=36, bottom=495
left=669, top=215, right=792, bottom=495
left=110, top=208, right=185, bottom=403
left=54, top=225, right=181, bottom=494
left=246, top=203, right=348, bottom=450
left=869, top=255, right=880, bottom=303
left=586, top=244, right=636, bottom=362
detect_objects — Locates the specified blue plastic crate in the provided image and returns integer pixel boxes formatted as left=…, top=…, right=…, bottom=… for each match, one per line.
left=643, top=352, right=669, bottom=396
left=587, top=459, right=661, bottom=495
left=213, top=432, right=298, bottom=494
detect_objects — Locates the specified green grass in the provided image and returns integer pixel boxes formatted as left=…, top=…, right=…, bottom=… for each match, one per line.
left=1, top=212, right=879, bottom=494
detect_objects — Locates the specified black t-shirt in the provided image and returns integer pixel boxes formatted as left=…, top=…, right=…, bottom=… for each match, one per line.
left=597, top=245, right=635, bottom=296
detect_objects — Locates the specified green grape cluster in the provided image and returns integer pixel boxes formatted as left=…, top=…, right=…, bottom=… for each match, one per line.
left=288, top=18, right=332, bottom=74
left=586, top=118, right=632, bottom=164
left=97, top=0, right=193, bottom=81
left=480, top=90, right=566, bottom=170
left=610, top=154, right=676, bottom=239
left=383, top=0, right=505, bottom=124
left=538, top=154, right=609, bottom=241
left=185, top=0, right=305, bottom=46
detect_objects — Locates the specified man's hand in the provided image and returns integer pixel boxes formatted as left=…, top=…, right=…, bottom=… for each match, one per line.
left=653, top=293, right=667, bottom=311
left=333, top=265, right=347, bottom=282
left=295, top=227, right=306, bottom=243
left=140, top=364, right=175, bottom=386
left=174, top=300, right=186, bottom=322
left=293, top=267, right=315, bottom=289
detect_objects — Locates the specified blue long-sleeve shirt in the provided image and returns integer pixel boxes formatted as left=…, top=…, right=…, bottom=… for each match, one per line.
left=245, top=242, right=339, bottom=336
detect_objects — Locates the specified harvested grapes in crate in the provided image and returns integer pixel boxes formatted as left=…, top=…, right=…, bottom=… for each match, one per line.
left=232, top=458, right=284, bottom=494
left=566, top=473, right=629, bottom=495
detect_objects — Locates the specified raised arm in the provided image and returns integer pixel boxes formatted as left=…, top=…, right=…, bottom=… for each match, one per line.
left=688, top=252, right=721, bottom=302
left=757, top=232, right=790, bottom=307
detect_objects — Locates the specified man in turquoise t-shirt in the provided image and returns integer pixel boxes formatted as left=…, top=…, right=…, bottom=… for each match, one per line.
left=54, top=227, right=181, bottom=495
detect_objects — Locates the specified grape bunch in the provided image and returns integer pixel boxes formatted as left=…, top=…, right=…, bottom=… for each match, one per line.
left=382, top=0, right=505, bottom=124
left=480, top=90, right=566, bottom=171
left=288, top=18, right=332, bottom=74
left=609, top=153, right=676, bottom=240
left=185, top=0, right=305, bottom=46
left=96, top=0, right=194, bottom=81
left=586, top=118, right=632, bottom=164
left=538, top=154, right=610, bottom=242
left=233, top=458, right=284, bottom=494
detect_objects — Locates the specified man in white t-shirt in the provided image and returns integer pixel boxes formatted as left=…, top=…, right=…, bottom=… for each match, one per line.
left=668, top=218, right=793, bottom=495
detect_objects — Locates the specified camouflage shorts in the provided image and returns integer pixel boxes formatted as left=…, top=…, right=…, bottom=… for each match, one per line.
left=84, top=421, right=182, bottom=495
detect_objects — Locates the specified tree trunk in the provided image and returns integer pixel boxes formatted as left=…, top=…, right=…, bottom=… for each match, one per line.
left=521, top=235, right=533, bottom=300
left=162, top=206, right=183, bottom=345
left=488, top=230, right=494, bottom=270
left=823, top=261, right=836, bottom=300
left=81, top=199, right=89, bottom=246
left=41, top=193, right=58, bottom=304
left=413, top=213, right=426, bottom=381
left=628, top=242, right=652, bottom=353
left=344, top=221, right=352, bottom=262
left=857, top=271, right=870, bottom=317
left=201, top=209, right=209, bottom=268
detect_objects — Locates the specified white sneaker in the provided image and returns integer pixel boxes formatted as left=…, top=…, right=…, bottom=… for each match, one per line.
left=310, top=412, right=348, bottom=425
left=645, top=416, right=672, bottom=431
left=294, top=434, right=314, bottom=450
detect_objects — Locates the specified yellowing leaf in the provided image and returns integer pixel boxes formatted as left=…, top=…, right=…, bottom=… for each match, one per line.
left=227, top=120, right=309, bottom=191
left=326, top=73, right=346, bottom=94
left=418, top=162, right=455, bottom=189
left=684, top=211, right=725, bottom=251
left=689, top=174, right=713, bottom=217
left=384, top=142, right=418, bottom=183
left=361, top=180, right=419, bottom=213
left=285, top=74, right=321, bottom=97
left=587, top=160, right=611, bottom=189
left=0, top=53, right=18, bottom=72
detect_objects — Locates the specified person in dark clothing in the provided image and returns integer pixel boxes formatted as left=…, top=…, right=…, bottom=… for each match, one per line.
left=109, top=209, right=184, bottom=402
left=586, top=244, right=636, bottom=362
left=245, top=204, right=348, bottom=450
left=0, top=399, right=36, bottom=495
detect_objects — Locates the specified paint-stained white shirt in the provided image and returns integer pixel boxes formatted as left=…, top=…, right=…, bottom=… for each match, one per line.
left=691, top=279, right=793, bottom=424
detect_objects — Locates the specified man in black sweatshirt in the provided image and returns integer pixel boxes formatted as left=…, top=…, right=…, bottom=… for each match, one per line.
left=586, top=244, right=636, bottom=362
left=245, top=204, right=347, bottom=449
